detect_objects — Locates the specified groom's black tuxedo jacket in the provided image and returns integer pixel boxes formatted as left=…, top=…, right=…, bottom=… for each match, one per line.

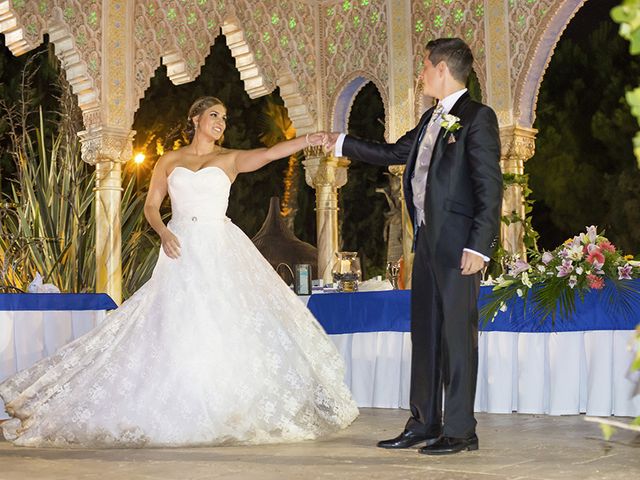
left=342, top=92, right=502, bottom=268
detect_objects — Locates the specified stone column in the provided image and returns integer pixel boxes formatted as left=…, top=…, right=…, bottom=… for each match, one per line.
left=385, top=0, right=415, bottom=288
left=78, top=0, right=136, bottom=304
left=485, top=0, right=536, bottom=258
left=79, top=127, right=134, bottom=304
left=484, top=0, right=514, bottom=127
left=302, top=147, right=350, bottom=284
left=499, top=125, right=537, bottom=258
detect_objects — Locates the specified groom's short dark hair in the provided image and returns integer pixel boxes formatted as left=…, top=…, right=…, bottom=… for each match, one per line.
left=425, top=38, right=473, bottom=84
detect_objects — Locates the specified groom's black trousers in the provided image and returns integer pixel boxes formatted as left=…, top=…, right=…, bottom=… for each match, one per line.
left=405, top=224, right=480, bottom=439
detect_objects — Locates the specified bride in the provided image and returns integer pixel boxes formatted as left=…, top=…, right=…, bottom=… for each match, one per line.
left=0, top=96, right=358, bottom=448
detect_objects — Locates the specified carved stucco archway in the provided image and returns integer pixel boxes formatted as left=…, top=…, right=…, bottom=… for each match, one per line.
left=0, top=1, right=101, bottom=120
left=512, top=0, right=588, bottom=128
left=331, top=73, right=388, bottom=135
left=132, top=1, right=318, bottom=134
left=498, top=0, right=588, bottom=258
left=0, top=0, right=597, bottom=297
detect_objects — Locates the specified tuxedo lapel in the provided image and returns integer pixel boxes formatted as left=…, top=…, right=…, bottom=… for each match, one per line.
left=429, top=92, right=470, bottom=171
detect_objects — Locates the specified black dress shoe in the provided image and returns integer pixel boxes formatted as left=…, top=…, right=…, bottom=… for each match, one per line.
left=377, top=429, right=441, bottom=449
left=419, top=434, right=479, bottom=455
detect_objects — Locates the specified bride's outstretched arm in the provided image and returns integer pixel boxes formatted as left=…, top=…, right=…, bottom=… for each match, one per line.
left=144, top=153, right=181, bottom=258
left=233, top=133, right=326, bottom=174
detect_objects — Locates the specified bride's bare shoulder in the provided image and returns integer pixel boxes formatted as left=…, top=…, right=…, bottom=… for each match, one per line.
left=163, top=146, right=191, bottom=160
left=156, top=147, right=188, bottom=172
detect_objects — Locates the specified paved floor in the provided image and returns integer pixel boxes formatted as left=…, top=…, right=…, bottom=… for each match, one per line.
left=1, top=409, right=638, bottom=480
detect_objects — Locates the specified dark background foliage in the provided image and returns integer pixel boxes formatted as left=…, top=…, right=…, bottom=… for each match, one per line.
left=0, top=36, right=61, bottom=195
left=528, top=0, right=640, bottom=253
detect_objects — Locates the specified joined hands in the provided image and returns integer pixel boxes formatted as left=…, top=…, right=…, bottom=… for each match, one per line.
left=305, top=132, right=341, bottom=154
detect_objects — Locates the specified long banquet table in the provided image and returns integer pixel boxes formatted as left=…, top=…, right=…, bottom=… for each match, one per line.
left=1, top=289, right=638, bottom=420
left=0, top=293, right=117, bottom=419
left=307, top=285, right=640, bottom=417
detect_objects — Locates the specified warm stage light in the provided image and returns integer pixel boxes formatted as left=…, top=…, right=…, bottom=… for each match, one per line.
left=133, top=153, right=145, bottom=164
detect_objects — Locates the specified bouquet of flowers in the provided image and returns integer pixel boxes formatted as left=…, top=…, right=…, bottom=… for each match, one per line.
left=481, top=226, right=640, bottom=325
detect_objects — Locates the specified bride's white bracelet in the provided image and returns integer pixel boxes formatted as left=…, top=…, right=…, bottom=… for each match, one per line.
left=305, top=133, right=311, bottom=146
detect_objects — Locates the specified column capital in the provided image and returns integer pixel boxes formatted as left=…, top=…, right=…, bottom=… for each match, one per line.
left=78, top=126, right=135, bottom=165
left=302, top=154, right=351, bottom=189
left=500, top=125, right=538, bottom=165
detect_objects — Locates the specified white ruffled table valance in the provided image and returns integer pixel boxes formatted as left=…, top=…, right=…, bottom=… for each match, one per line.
left=0, top=294, right=116, bottom=419
left=304, top=290, right=640, bottom=416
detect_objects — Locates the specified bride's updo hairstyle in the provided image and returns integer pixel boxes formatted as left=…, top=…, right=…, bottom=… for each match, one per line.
left=185, top=96, right=226, bottom=143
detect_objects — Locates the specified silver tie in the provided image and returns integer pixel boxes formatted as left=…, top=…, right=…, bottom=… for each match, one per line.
left=412, top=103, right=444, bottom=227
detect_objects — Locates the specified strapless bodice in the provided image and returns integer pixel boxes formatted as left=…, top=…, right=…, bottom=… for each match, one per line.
left=167, top=166, right=231, bottom=222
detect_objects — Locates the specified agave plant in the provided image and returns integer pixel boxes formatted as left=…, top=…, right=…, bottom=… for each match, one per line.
left=0, top=106, right=93, bottom=292
left=0, top=108, right=162, bottom=296
left=0, top=64, right=162, bottom=297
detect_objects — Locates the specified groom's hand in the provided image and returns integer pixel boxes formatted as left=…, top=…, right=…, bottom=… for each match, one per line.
left=323, top=132, right=341, bottom=153
left=460, top=250, right=485, bottom=275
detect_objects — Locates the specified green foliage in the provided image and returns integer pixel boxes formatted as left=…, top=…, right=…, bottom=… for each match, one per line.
left=487, top=173, right=539, bottom=279
left=611, top=0, right=640, bottom=167
left=527, top=20, right=640, bottom=252
left=0, top=110, right=95, bottom=292
left=466, top=69, right=483, bottom=102
left=0, top=120, right=162, bottom=295
left=611, top=0, right=640, bottom=54
left=501, top=173, right=539, bottom=252
left=609, top=0, right=640, bottom=440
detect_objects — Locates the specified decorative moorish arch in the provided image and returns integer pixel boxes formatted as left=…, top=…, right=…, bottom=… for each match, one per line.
left=331, top=73, right=388, bottom=134
left=512, top=0, right=588, bottom=128
left=497, top=0, right=588, bottom=258
left=304, top=72, right=390, bottom=283
left=132, top=1, right=319, bottom=133
left=0, top=0, right=597, bottom=296
left=0, top=1, right=101, bottom=116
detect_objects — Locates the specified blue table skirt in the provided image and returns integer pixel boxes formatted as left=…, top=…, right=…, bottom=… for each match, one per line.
left=308, top=281, right=640, bottom=334
left=0, top=293, right=117, bottom=311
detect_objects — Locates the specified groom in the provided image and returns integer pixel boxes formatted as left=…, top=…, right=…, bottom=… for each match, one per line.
left=325, top=38, right=502, bottom=455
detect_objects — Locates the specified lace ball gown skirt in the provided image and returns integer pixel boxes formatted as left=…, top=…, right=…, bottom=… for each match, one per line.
left=0, top=167, right=358, bottom=447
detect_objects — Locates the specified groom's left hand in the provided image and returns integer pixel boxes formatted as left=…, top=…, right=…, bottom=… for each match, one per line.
left=460, top=250, right=485, bottom=275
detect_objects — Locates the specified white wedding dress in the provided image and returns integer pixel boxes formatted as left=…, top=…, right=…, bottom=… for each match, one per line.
left=0, top=166, right=358, bottom=448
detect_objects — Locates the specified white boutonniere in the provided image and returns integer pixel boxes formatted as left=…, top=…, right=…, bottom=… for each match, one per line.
left=440, top=114, right=462, bottom=133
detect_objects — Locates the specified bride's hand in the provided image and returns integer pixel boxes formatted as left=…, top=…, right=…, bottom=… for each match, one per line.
left=305, top=132, right=327, bottom=147
left=160, top=230, right=181, bottom=259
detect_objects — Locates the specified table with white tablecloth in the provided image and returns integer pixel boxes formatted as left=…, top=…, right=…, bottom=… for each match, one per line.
left=0, top=293, right=117, bottom=419
left=2, top=290, right=637, bottom=420
left=306, top=287, right=640, bottom=417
